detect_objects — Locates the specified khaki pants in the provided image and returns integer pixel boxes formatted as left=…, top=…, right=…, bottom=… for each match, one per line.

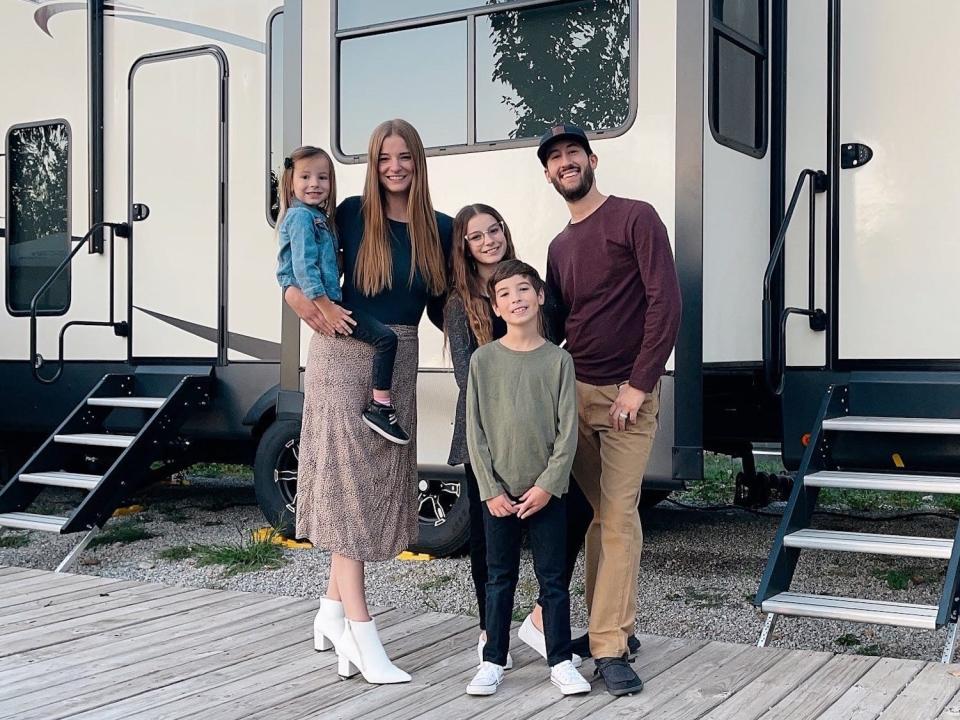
left=572, top=379, right=660, bottom=658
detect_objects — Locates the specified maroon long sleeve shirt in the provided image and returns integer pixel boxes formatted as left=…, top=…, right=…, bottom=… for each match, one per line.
left=545, top=196, right=682, bottom=393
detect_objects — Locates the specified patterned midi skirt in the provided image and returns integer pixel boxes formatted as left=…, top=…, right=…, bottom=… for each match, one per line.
left=295, top=325, right=419, bottom=561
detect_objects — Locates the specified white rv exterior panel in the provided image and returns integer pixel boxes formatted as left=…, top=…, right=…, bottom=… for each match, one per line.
left=836, top=0, right=960, bottom=360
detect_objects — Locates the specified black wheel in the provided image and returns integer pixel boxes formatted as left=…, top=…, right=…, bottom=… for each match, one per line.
left=253, top=419, right=300, bottom=538
left=409, top=472, right=471, bottom=557
left=638, top=488, right=672, bottom=510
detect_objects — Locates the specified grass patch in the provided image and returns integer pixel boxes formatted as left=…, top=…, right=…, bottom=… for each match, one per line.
left=834, top=633, right=861, bottom=647
left=187, top=463, right=253, bottom=480
left=157, top=545, right=200, bottom=561
left=678, top=453, right=737, bottom=504
left=418, top=574, right=453, bottom=592
left=154, top=505, right=190, bottom=523
left=192, top=529, right=287, bottom=576
left=0, top=534, right=29, bottom=549
left=89, top=522, right=155, bottom=548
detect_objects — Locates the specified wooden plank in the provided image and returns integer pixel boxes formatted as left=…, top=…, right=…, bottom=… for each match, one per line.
left=699, top=650, right=833, bottom=720
left=0, top=571, right=102, bottom=600
left=816, top=657, right=926, bottom=720
left=875, top=663, right=960, bottom=720
left=42, top=610, right=420, bottom=720
left=163, top=613, right=479, bottom=720
left=0, top=596, right=310, bottom=699
left=0, top=578, right=142, bottom=614
left=934, top=683, right=960, bottom=719
left=757, top=654, right=879, bottom=720
left=0, top=566, right=45, bottom=579
left=0, top=580, right=165, bottom=625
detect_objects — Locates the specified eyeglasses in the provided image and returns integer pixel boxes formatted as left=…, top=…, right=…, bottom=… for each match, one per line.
left=464, top=223, right=504, bottom=245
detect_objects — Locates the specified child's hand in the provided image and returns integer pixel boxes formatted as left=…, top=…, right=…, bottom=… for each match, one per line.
left=516, top=486, right=551, bottom=519
left=316, top=300, right=357, bottom=336
left=486, top=493, right=518, bottom=518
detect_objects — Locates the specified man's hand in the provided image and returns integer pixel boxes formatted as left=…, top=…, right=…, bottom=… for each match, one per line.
left=486, top=493, right=518, bottom=518
left=315, top=298, right=357, bottom=336
left=284, top=286, right=336, bottom=336
left=609, top=383, right=647, bottom=431
left=515, top=486, right=551, bottom=520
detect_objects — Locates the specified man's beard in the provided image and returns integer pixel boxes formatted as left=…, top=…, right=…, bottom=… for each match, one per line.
left=550, top=162, right=595, bottom=201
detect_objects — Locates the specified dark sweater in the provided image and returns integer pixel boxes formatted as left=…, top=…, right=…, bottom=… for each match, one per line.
left=335, top=196, right=453, bottom=328
left=545, top=196, right=682, bottom=393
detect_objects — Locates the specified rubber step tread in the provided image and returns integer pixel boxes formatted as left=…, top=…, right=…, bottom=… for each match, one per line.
left=18, top=471, right=101, bottom=490
left=805, top=470, right=960, bottom=494
left=784, top=528, right=953, bottom=559
left=54, top=433, right=135, bottom=448
left=87, top=397, right=165, bottom=409
left=822, top=416, right=960, bottom=434
left=0, top=512, right=68, bottom=532
left=762, top=591, right=939, bottom=629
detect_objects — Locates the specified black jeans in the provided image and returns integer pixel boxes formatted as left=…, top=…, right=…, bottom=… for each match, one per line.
left=465, top=466, right=593, bottom=631
left=341, top=304, right=397, bottom=392
left=482, top=493, right=572, bottom=667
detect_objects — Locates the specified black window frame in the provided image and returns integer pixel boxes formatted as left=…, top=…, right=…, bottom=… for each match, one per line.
left=266, top=6, right=283, bottom=227
left=5, top=118, right=72, bottom=317
left=708, top=0, right=768, bottom=158
left=330, top=0, right=638, bottom=164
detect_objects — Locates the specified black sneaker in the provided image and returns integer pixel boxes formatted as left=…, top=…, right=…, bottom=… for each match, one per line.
left=570, top=633, right=641, bottom=659
left=361, top=401, right=410, bottom=445
left=594, top=656, right=644, bottom=697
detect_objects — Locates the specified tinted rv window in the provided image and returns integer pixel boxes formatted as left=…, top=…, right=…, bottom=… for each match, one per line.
left=709, top=0, right=767, bottom=157
left=267, top=9, right=283, bottom=225
left=334, top=0, right=634, bottom=160
left=6, top=121, right=71, bottom=315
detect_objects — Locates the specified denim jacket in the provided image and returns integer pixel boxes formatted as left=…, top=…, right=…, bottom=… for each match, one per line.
left=276, top=199, right=342, bottom=302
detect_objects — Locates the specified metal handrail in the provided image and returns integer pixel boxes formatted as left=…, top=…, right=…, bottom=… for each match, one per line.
left=762, top=169, right=828, bottom=395
left=30, top=221, right=129, bottom=384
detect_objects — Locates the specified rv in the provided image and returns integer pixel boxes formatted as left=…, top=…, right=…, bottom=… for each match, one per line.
left=3, top=0, right=960, bottom=652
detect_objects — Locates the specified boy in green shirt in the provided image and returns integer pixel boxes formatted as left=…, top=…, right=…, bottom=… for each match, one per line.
left=465, top=260, right=590, bottom=697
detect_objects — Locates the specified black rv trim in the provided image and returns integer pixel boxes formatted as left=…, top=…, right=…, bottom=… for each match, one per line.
left=826, top=0, right=840, bottom=370
left=769, top=0, right=787, bottom=375
left=89, top=0, right=105, bottom=252
left=672, top=0, right=705, bottom=482
left=265, top=7, right=282, bottom=228
left=127, top=46, right=229, bottom=365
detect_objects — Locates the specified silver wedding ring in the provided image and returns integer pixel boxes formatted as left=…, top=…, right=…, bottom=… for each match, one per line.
left=619, top=412, right=628, bottom=419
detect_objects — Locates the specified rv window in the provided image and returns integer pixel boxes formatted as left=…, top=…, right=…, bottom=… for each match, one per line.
left=709, top=0, right=767, bottom=157
left=335, top=0, right=634, bottom=160
left=5, top=121, right=71, bottom=315
left=267, top=9, right=283, bottom=225
left=339, top=21, right=469, bottom=156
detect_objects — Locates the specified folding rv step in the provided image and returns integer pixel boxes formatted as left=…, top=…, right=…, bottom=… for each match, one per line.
left=822, top=416, right=960, bottom=434
left=0, top=512, right=68, bottom=533
left=19, top=471, right=101, bottom=490
left=783, top=528, right=953, bottom=559
left=54, top=433, right=135, bottom=448
left=87, top=397, right=165, bottom=409
left=805, top=470, right=960, bottom=494
left=761, top=592, right=939, bottom=629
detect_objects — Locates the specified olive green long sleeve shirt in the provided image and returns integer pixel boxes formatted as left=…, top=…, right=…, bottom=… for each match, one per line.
left=466, top=340, right=578, bottom=502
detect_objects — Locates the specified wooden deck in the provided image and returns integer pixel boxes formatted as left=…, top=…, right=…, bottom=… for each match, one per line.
left=2, top=566, right=960, bottom=720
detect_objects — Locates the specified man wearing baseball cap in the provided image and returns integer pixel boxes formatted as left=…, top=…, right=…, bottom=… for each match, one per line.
left=535, top=123, right=681, bottom=696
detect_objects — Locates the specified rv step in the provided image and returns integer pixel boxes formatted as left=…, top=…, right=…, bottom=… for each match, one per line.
left=805, top=470, right=960, bottom=494
left=54, top=433, right=135, bottom=448
left=761, top=592, right=939, bottom=629
left=822, top=416, right=960, bottom=434
left=19, top=471, right=101, bottom=490
left=87, top=397, right=165, bottom=409
left=783, top=528, right=952, bottom=559
left=0, top=512, right=68, bottom=532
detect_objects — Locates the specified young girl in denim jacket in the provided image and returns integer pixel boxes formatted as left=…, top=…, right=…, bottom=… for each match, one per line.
left=276, top=145, right=409, bottom=444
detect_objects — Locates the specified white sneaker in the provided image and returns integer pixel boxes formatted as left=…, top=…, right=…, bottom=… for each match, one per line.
left=550, top=660, right=592, bottom=695
left=517, top=614, right=582, bottom=668
left=467, top=661, right=504, bottom=696
left=477, top=633, right=514, bottom=670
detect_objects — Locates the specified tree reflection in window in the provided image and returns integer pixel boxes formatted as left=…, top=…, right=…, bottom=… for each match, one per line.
left=477, top=0, right=630, bottom=142
left=7, top=122, right=70, bottom=314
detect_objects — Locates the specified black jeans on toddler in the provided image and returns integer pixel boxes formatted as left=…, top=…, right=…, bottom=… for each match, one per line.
left=342, top=304, right=397, bottom=391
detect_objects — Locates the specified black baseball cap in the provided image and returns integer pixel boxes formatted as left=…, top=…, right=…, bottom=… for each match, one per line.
left=537, top=124, right=593, bottom=166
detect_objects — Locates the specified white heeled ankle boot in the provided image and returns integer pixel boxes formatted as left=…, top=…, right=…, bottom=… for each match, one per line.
left=336, top=618, right=411, bottom=684
left=314, top=598, right=345, bottom=652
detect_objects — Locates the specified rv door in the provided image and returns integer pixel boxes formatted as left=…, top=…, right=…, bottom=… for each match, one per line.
left=128, top=47, right=227, bottom=363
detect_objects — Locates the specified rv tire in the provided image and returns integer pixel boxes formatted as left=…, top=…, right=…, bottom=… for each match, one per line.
left=253, top=418, right=301, bottom=538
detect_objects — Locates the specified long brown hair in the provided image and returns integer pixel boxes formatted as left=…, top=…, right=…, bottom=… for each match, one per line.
left=446, top=204, right=517, bottom=347
left=276, top=145, right=337, bottom=228
left=354, top=119, right=446, bottom=296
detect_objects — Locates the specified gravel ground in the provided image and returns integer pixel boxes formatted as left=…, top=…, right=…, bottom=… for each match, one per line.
left=1, top=470, right=957, bottom=663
